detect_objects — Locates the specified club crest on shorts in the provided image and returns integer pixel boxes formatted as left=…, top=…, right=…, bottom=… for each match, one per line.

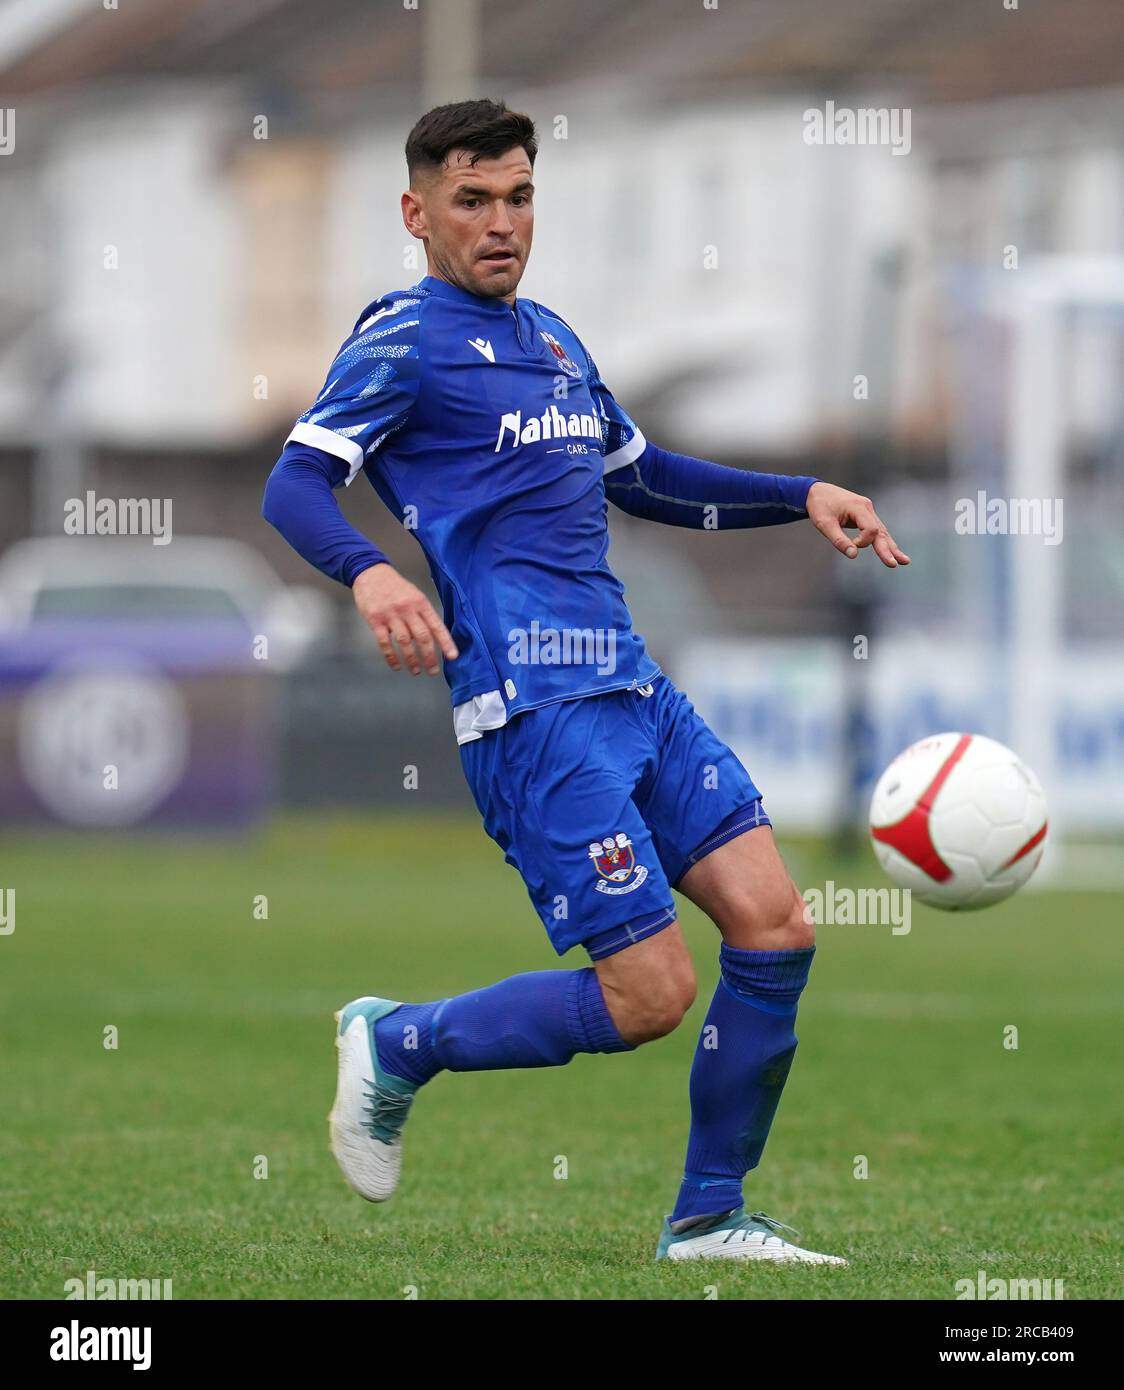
left=540, top=331, right=582, bottom=379
left=589, top=832, right=648, bottom=896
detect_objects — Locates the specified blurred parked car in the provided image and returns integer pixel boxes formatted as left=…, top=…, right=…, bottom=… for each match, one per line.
left=0, top=537, right=331, bottom=828
left=0, top=536, right=332, bottom=671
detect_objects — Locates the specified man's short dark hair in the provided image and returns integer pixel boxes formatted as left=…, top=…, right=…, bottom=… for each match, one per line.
left=405, top=99, right=537, bottom=183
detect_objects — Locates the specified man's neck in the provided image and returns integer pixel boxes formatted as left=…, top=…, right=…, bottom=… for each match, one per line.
left=425, top=266, right=516, bottom=308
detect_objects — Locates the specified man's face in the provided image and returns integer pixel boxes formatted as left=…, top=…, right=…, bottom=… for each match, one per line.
left=403, top=146, right=534, bottom=303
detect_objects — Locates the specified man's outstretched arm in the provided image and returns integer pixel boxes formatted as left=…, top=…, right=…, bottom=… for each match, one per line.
left=604, top=442, right=910, bottom=568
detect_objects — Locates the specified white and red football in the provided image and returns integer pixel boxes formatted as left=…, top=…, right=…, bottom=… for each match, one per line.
left=869, top=733, right=1048, bottom=910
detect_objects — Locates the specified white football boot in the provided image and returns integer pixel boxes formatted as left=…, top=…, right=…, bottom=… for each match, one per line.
left=329, top=996, right=420, bottom=1202
left=657, top=1208, right=847, bottom=1265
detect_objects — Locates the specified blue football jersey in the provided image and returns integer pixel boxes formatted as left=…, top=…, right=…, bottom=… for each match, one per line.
left=286, top=274, right=661, bottom=734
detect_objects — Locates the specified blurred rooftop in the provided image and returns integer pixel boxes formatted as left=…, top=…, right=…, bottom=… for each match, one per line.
left=3, top=0, right=1124, bottom=106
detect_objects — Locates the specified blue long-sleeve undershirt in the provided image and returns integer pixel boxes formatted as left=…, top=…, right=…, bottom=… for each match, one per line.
left=261, top=439, right=817, bottom=587
left=604, top=442, right=816, bottom=528
left=261, top=443, right=388, bottom=587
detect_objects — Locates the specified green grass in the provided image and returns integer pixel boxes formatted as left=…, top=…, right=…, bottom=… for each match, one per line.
left=1, top=814, right=1120, bottom=1300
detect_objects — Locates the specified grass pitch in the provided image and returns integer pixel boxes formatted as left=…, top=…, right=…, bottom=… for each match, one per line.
left=1, top=814, right=1120, bottom=1300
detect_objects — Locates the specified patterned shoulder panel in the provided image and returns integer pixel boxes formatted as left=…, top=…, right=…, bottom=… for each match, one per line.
left=287, top=289, right=426, bottom=481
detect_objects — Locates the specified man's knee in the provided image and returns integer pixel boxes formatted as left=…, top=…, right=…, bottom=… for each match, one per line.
left=624, top=962, right=697, bottom=1043
left=596, top=926, right=697, bottom=1045
left=772, top=883, right=816, bottom=950
left=678, top=828, right=814, bottom=951
left=725, top=878, right=815, bottom=952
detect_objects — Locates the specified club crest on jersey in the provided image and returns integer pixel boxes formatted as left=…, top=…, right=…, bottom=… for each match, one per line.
left=589, top=832, right=648, bottom=896
left=540, top=331, right=582, bottom=379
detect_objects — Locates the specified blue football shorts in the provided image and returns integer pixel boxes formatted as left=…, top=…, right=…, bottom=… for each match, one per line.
left=459, top=673, right=770, bottom=959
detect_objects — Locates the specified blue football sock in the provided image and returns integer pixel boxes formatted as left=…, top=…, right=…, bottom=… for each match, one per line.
left=374, top=967, right=632, bottom=1085
left=670, top=944, right=815, bottom=1226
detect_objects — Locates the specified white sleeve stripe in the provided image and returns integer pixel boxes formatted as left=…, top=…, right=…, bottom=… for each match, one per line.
left=286, top=422, right=365, bottom=481
left=602, top=426, right=647, bottom=474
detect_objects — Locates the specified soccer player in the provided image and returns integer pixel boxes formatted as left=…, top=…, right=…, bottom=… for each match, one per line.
left=262, top=99, right=909, bottom=1264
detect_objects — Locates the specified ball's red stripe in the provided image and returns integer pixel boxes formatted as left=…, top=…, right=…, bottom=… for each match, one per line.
left=1002, top=821, right=1047, bottom=868
left=871, top=734, right=974, bottom=883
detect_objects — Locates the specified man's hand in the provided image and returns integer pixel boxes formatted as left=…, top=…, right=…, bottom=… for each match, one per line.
left=352, top=563, right=459, bottom=675
left=805, top=482, right=910, bottom=568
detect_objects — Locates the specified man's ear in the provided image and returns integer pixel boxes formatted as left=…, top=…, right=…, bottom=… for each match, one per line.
left=401, top=189, right=426, bottom=239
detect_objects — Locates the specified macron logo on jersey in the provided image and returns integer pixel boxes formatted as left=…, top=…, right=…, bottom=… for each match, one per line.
left=495, top=405, right=605, bottom=453
left=468, top=337, right=495, bottom=363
